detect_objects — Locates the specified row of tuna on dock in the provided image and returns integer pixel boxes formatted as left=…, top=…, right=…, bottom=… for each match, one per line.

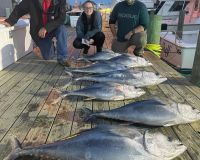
left=4, top=50, right=200, bottom=160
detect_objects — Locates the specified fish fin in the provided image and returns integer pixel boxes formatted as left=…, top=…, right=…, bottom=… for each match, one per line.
left=77, top=108, right=94, bottom=122
left=84, top=97, right=96, bottom=101
left=51, top=96, right=62, bottom=105
left=61, top=81, right=73, bottom=90
left=10, top=137, right=21, bottom=150
left=77, top=57, right=91, bottom=63
left=3, top=137, right=21, bottom=160
left=163, top=122, right=175, bottom=127
left=64, top=67, right=74, bottom=77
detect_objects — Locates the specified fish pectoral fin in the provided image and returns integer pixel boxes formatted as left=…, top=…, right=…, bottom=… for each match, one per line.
left=84, top=97, right=96, bottom=101
left=10, top=137, right=22, bottom=150
left=163, top=121, right=175, bottom=127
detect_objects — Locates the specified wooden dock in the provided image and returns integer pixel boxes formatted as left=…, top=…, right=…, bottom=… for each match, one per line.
left=0, top=27, right=200, bottom=160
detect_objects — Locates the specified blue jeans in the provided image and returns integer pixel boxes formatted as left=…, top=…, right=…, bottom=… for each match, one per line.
left=37, top=25, right=68, bottom=60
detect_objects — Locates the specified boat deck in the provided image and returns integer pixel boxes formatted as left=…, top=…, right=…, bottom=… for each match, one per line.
left=0, top=27, right=200, bottom=160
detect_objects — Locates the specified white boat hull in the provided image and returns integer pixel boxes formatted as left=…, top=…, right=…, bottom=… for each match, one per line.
left=0, top=19, right=33, bottom=71
left=160, top=31, right=198, bottom=71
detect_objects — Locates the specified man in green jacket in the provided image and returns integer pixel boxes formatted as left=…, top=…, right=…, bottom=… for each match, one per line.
left=0, top=0, right=69, bottom=66
left=109, top=0, right=149, bottom=57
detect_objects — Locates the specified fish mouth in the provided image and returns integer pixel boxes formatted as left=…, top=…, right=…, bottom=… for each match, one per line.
left=158, top=76, right=167, bottom=82
left=177, top=104, right=200, bottom=120
left=144, top=131, right=187, bottom=159
left=148, top=62, right=153, bottom=66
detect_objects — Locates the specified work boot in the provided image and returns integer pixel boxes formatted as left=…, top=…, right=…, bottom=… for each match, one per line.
left=57, top=59, right=70, bottom=67
left=83, top=48, right=89, bottom=55
left=33, top=47, right=43, bottom=59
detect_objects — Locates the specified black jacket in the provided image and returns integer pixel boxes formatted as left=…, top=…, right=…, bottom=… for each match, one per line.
left=5, top=0, right=66, bottom=44
left=76, top=11, right=102, bottom=39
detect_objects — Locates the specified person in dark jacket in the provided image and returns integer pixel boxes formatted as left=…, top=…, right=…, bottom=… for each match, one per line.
left=0, top=0, right=69, bottom=66
left=73, top=0, right=105, bottom=54
left=109, top=0, right=149, bottom=57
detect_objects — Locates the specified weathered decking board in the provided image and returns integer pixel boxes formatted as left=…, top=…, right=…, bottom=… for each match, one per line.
left=0, top=27, right=199, bottom=160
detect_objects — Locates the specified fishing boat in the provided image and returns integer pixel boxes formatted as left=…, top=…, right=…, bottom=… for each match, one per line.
left=158, top=0, right=200, bottom=31
left=159, top=0, right=200, bottom=72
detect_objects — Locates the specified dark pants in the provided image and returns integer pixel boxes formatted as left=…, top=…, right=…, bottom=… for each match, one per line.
left=112, top=31, right=147, bottom=56
left=37, top=25, right=68, bottom=60
left=73, top=32, right=105, bottom=53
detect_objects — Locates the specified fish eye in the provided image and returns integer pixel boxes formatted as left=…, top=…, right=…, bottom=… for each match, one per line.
left=192, top=107, right=196, bottom=110
left=168, top=136, right=173, bottom=142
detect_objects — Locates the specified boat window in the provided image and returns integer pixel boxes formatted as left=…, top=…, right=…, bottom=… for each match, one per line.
left=194, top=0, right=199, bottom=10
left=154, top=1, right=166, bottom=14
left=169, top=1, right=189, bottom=12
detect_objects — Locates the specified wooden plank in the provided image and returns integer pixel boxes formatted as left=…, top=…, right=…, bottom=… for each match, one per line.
left=0, top=54, right=34, bottom=87
left=144, top=51, right=200, bottom=100
left=22, top=32, right=77, bottom=145
left=0, top=62, right=61, bottom=159
left=0, top=61, right=45, bottom=116
left=70, top=49, right=95, bottom=135
left=0, top=53, right=34, bottom=78
left=22, top=64, right=64, bottom=147
left=47, top=42, right=83, bottom=142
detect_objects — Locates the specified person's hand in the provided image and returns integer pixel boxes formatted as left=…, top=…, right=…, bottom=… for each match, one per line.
left=38, top=27, right=47, bottom=38
left=89, top=39, right=94, bottom=44
left=125, top=31, right=133, bottom=40
left=0, top=20, right=11, bottom=27
left=112, top=36, right=117, bottom=43
left=112, top=35, right=117, bottom=40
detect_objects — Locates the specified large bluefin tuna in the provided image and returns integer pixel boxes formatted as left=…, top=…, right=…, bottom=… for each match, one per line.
left=80, top=99, right=200, bottom=126
left=108, top=54, right=152, bottom=67
left=75, top=70, right=167, bottom=87
left=3, top=125, right=187, bottom=160
left=57, top=83, right=145, bottom=101
left=65, top=61, right=128, bottom=74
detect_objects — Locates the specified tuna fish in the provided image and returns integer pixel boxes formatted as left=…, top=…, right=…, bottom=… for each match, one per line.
left=65, top=61, right=128, bottom=74
left=58, top=83, right=145, bottom=101
left=77, top=51, right=121, bottom=62
left=3, top=125, right=187, bottom=160
left=108, top=54, right=152, bottom=67
left=80, top=99, right=200, bottom=126
left=75, top=70, right=167, bottom=87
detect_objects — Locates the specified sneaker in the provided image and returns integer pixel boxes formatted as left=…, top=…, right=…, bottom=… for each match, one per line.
left=57, top=59, right=70, bottom=67
left=134, top=52, right=143, bottom=57
left=97, top=48, right=102, bottom=52
left=134, top=54, right=143, bottom=57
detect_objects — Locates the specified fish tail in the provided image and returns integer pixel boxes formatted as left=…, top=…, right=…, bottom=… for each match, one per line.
left=3, top=137, right=21, bottom=160
left=51, top=90, right=69, bottom=105
left=78, top=108, right=94, bottom=122
left=64, top=67, right=74, bottom=77
left=62, top=80, right=73, bottom=90
left=76, top=57, right=91, bottom=63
